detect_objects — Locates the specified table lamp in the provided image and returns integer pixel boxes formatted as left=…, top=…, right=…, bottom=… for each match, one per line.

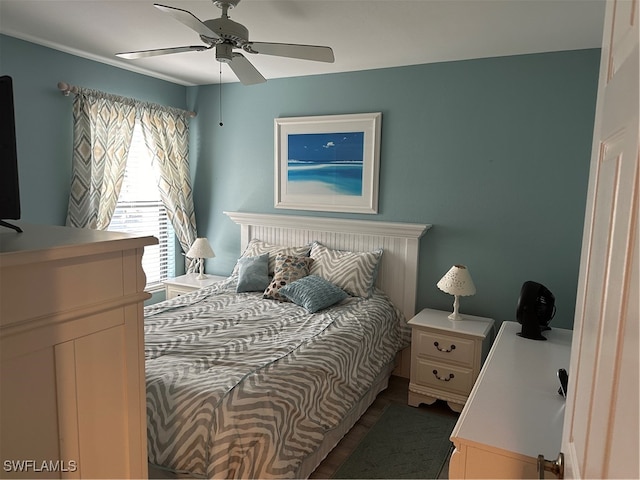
left=437, top=265, right=476, bottom=321
left=186, top=238, right=215, bottom=280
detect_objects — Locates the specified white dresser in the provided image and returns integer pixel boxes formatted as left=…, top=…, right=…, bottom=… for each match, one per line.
left=408, top=308, right=494, bottom=412
left=0, top=222, right=156, bottom=479
left=449, top=321, right=572, bottom=479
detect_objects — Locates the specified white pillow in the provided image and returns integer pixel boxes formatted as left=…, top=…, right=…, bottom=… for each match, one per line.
left=309, top=241, right=383, bottom=298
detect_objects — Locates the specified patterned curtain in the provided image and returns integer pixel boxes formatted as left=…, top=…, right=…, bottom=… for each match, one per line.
left=139, top=105, right=198, bottom=273
left=66, top=90, right=135, bottom=229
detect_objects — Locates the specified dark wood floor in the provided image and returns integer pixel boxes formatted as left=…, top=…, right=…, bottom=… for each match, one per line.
left=310, top=375, right=454, bottom=479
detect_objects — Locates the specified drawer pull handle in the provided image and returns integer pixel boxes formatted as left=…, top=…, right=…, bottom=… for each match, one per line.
left=432, top=369, right=455, bottom=382
left=434, top=341, right=456, bottom=353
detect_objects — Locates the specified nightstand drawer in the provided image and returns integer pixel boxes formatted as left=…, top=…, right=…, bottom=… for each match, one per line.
left=413, top=329, right=475, bottom=367
left=414, top=358, right=475, bottom=396
left=164, top=274, right=227, bottom=300
left=166, top=285, right=192, bottom=299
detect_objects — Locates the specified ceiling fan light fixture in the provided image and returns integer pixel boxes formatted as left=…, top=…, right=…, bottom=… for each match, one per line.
left=216, top=43, right=234, bottom=63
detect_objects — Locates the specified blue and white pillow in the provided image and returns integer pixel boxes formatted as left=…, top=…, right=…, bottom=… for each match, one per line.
left=263, top=254, right=314, bottom=302
left=279, top=275, right=348, bottom=313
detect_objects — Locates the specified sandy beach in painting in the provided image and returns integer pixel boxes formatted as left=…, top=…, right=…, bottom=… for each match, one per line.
left=286, top=180, right=342, bottom=195
left=287, top=162, right=363, bottom=196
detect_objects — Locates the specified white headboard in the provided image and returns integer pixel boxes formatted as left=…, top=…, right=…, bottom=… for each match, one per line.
left=224, top=211, right=431, bottom=320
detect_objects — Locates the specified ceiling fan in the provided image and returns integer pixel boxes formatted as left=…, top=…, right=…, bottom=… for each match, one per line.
left=116, top=0, right=335, bottom=85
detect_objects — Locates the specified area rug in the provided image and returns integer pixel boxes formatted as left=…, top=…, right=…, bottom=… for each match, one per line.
left=332, top=403, right=458, bottom=479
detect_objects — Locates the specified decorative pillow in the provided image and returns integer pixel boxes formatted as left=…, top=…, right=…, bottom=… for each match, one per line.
left=279, top=275, right=348, bottom=313
left=236, top=253, right=270, bottom=293
left=263, top=254, right=314, bottom=302
left=233, top=239, right=311, bottom=276
left=309, top=241, right=383, bottom=298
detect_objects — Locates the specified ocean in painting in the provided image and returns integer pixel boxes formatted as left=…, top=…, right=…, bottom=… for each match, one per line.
left=286, top=131, right=365, bottom=196
left=287, top=160, right=363, bottom=196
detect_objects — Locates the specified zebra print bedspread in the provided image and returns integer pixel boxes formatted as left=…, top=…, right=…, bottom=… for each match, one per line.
left=143, top=278, right=409, bottom=479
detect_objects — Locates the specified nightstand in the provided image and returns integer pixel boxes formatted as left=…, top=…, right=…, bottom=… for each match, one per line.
left=408, top=308, right=494, bottom=412
left=164, top=273, right=227, bottom=299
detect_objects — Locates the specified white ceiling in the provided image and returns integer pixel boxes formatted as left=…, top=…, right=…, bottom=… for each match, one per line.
left=0, top=0, right=606, bottom=87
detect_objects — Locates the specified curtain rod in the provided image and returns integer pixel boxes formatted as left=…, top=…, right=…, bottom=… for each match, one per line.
left=57, top=81, right=197, bottom=118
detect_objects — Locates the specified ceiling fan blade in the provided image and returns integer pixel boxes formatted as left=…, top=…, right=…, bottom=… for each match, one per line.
left=116, top=45, right=211, bottom=59
left=248, top=42, right=334, bottom=63
left=228, top=53, right=266, bottom=85
left=154, top=3, right=220, bottom=39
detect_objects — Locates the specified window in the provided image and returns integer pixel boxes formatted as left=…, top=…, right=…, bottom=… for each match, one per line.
left=108, top=122, right=175, bottom=289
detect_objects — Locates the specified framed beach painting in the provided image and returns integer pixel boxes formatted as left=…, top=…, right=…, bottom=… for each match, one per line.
left=274, top=112, right=381, bottom=214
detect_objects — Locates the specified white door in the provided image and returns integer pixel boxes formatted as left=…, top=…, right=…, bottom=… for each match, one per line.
left=559, top=0, right=639, bottom=478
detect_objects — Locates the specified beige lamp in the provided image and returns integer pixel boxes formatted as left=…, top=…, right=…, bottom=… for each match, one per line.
left=186, top=238, right=215, bottom=280
left=437, top=265, right=476, bottom=321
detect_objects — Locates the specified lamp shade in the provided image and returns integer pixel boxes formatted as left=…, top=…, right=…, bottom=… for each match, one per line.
left=186, top=238, right=215, bottom=259
left=437, top=265, right=476, bottom=296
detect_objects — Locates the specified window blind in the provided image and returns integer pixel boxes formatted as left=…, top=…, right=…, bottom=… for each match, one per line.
left=108, top=122, right=176, bottom=288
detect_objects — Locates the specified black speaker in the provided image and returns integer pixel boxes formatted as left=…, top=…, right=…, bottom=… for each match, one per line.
left=516, top=281, right=556, bottom=340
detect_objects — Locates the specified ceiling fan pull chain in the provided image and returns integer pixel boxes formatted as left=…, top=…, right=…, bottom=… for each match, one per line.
left=219, top=63, right=223, bottom=127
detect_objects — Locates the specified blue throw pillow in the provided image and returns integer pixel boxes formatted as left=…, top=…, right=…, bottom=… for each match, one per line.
left=279, top=275, right=348, bottom=313
left=236, top=253, right=270, bottom=292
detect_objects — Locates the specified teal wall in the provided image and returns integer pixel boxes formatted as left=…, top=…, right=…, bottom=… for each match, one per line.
left=0, top=35, right=187, bottom=225
left=2, top=33, right=600, bottom=328
left=191, top=49, right=600, bottom=329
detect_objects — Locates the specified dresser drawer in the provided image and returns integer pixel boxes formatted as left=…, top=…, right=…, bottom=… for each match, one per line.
left=413, top=329, right=475, bottom=367
left=413, top=358, right=475, bottom=396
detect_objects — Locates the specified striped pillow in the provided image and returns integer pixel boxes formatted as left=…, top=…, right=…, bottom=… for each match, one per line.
left=309, top=241, right=383, bottom=298
left=233, top=239, right=311, bottom=276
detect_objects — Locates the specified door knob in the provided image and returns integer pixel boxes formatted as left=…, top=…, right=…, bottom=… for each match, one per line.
left=537, top=452, right=564, bottom=479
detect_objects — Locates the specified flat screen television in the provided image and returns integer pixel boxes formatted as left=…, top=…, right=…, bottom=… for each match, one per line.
left=0, top=75, right=22, bottom=232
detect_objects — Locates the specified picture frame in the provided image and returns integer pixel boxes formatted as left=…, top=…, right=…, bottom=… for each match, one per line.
left=274, top=112, right=381, bottom=214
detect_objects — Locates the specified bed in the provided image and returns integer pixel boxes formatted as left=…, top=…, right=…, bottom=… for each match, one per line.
left=145, top=212, right=430, bottom=479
